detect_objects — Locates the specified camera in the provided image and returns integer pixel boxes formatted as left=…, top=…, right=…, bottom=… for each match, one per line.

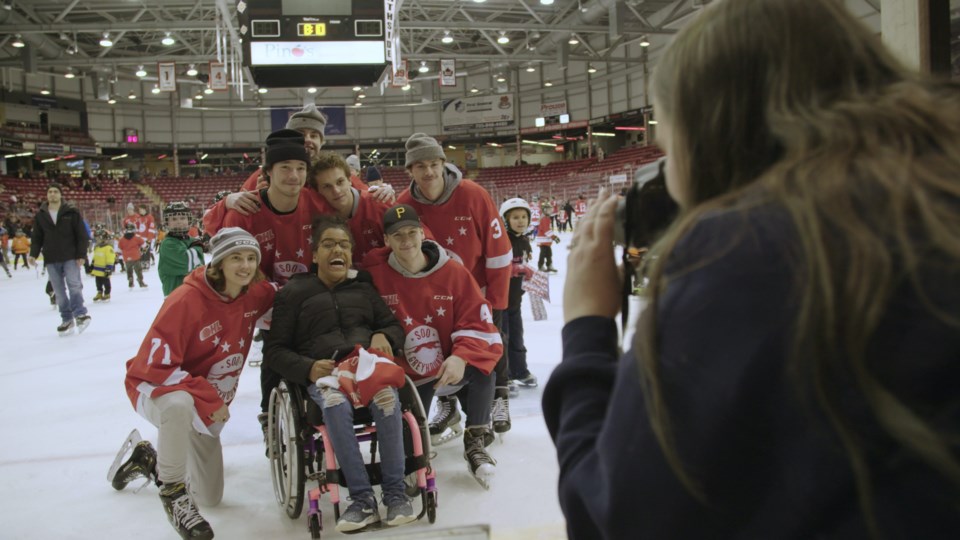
left=613, top=157, right=679, bottom=249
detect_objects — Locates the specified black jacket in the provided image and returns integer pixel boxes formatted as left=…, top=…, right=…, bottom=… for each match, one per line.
left=543, top=203, right=960, bottom=539
left=30, top=202, right=88, bottom=263
left=263, top=271, right=405, bottom=385
left=506, top=229, right=532, bottom=310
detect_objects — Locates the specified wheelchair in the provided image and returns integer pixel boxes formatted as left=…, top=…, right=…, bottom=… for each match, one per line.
left=267, top=376, right=438, bottom=538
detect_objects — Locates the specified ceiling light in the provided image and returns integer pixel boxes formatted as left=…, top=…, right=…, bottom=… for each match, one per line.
left=401, top=84, right=411, bottom=91
left=526, top=66, right=536, bottom=73
left=11, top=34, right=24, bottom=48
left=200, top=153, right=208, bottom=160
left=358, top=92, right=366, bottom=99
left=648, top=120, right=658, bottom=125
left=99, top=32, right=113, bottom=47
left=161, top=32, right=175, bottom=46
left=186, top=64, right=198, bottom=77
left=418, top=61, right=429, bottom=73
left=448, top=145, right=457, bottom=150
left=136, top=65, right=147, bottom=77
left=592, top=132, right=616, bottom=137
left=540, top=0, right=554, bottom=4
left=470, top=86, right=479, bottom=93
left=441, top=32, right=453, bottom=44
left=497, top=32, right=509, bottom=45
left=111, top=154, right=128, bottom=160
left=40, top=87, right=50, bottom=96
left=194, top=93, right=203, bottom=100
left=128, top=91, right=137, bottom=99
left=307, top=87, right=317, bottom=94
left=204, top=86, right=213, bottom=94
left=64, top=68, right=76, bottom=79
left=257, top=87, right=268, bottom=94
left=587, top=65, right=597, bottom=73
left=471, top=0, right=486, bottom=3
left=355, top=102, right=362, bottom=107
left=544, top=80, right=553, bottom=87
left=107, top=97, right=117, bottom=104
left=568, top=37, right=579, bottom=45
left=352, top=86, right=362, bottom=91
left=495, top=74, right=506, bottom=83
left=639, top=37, right=650, bottom=47
left=151, top=85, right=160, bottom=94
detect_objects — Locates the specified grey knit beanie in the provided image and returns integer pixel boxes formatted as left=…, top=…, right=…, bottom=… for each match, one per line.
left=345, top=154, right=361, bottom=171
left=285, top=104, right=327, bottom=140
left=404, top=133, right=446, bottom=168
left=209, top=227, right=261, bottom=267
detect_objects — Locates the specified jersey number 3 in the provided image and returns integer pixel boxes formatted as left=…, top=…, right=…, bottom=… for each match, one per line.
left=490, top=218, right=503, bottom=239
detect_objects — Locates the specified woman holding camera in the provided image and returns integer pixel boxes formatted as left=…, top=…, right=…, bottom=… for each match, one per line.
left=543, top=0, right=960, bottom=538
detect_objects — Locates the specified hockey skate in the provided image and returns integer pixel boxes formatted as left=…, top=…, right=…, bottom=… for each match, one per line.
left=108, top=429, right=157, bottom=493
left=57, top=319, right=75, bottom=336
left=93, top=292, right=104, bottom=302
left=160, top=481, right=214, bottom=540
left=76, top=314, right=91, bottom=334
left=516, top=373, right=538, bottom=388
left=507, top=380, right=519, bottom=399
left=463, top=426, right=496, bottom=490
left=492, top=387, right=511, bottom=437
left=429, top=395, right=463, bottom=446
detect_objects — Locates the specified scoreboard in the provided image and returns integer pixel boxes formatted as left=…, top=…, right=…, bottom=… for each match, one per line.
left=237, top=0, right=387, bottom=88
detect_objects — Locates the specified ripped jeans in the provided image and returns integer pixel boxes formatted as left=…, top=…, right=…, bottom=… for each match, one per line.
left=307, top=385, right=406, bottom=505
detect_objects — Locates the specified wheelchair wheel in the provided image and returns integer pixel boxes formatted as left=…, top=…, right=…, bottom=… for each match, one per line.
left=426, top=491, right=438, bottom=524
left=308, top=514, right=321, bottom=539
left=268, top=380, right=305, bottom=519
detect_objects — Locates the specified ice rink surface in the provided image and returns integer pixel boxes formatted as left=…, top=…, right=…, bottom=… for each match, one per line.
left=0, top=232, right=585, bottom=540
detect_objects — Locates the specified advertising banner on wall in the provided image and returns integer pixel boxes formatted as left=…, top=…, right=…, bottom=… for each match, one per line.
left=271, top=106, right=346, bottom=136
left=439, top=59, right=456, bottom=87
left=441, top=94, right=514, bottom=133
left=158, top=62, right=177, bottom=91
left=464, top=144, right=478, bottom=169
left=391, top=60, right=408, bottom=87
left=539, top=100, right=568, bottom=118
left=209, top=62, right=228, bottom=91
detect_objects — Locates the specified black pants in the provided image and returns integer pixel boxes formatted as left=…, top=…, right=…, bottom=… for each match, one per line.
left=538, top=245, right=553, bottom=270
left=95, top=275, right=112, bottom=294
left=502, top=306, right=529, bottom=379
left=259, top=329, right=281, bottom=413
left=417, top=365, right=495, bottom=428
left=13, top=253, right=28, bottom=268
left=492, top=309, right=508, bottom=387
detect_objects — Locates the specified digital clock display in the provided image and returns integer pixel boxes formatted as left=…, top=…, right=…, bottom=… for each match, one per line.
left=297, top=23, right=326, bottom=37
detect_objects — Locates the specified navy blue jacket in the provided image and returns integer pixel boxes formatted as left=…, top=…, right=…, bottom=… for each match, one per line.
left=29, top=202, right=89, bottom=264
left=543, top=205, right=960, bottom=539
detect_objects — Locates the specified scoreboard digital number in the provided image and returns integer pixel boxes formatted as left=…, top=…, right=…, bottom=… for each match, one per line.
left=297, top=22, right=326, bottom=37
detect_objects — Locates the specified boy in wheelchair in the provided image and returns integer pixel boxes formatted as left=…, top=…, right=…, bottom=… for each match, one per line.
left=263, top=216, right=413, bottom=533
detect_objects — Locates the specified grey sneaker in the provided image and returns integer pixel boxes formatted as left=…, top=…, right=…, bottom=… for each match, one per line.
left=383, top=494, right=416, bottom=527
left=335, top=497, right=380, bottom=533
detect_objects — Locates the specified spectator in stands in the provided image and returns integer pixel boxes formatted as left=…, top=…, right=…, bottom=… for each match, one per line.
left=545, top=0, right=960, bottom=537
left=396, top=133, right=514, bottom=438
left=28, top=183, right=91, bottom=335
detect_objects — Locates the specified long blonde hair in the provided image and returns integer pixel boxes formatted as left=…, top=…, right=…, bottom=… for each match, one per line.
left=639, top=0, right=960, bottom=530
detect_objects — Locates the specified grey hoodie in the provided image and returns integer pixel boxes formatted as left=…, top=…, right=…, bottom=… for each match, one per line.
left=407, top=163, right=464, bottom=206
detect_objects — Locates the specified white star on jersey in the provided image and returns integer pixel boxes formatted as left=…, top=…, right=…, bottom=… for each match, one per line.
left=436, top=307, right=446, bottom=317
left=275, top=250, right=281, bottom=258
left=404, top=316, right=414, bottom=326
left=458, top=227, right=467, bottom=236
left=238, top=338, right=245, bottom=348
left=425, top=315, right=433, bottom=323
left=221, top=341, right=231, bottom=353
left=446, top=237, right=454, bottom=246
left=264, top=242, right=273, bottom=251
left=213, top=336, right=221, bottom=346
left=296, top=248, right=304, bottom=258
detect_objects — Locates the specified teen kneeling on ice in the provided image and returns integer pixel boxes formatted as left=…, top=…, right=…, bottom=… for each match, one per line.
left=365, top=204, right=503, bottom=489
left=263, top=215, right=414, bottom=533
left=110, top=228, right=276, bottom=540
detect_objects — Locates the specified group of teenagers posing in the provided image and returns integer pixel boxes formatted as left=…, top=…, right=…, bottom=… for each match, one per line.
left=110, top=106, right=536, bottom=539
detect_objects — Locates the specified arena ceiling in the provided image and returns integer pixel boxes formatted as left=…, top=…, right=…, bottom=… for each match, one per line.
left=0, top=0, right=689, bottom=97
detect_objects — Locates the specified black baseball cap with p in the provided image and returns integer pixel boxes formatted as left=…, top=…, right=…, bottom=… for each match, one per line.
left=383, top=204, right=421, bottom=235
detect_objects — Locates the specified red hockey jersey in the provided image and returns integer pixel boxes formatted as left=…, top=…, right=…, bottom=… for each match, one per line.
left=365, top=241, right=503, bottom=384
left=397, top=176, right=512, bottom=310
left=124, top=267, right=277, bottom=435
left=223, top=190, right=321, bottom=286
left=203, top=184, right=334, bottom=238
left=346, top=188, right=392, bottom=270
left=535, top=216, right=559, bottom=246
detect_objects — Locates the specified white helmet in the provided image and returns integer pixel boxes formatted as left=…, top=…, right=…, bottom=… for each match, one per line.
left=500, top=197, right=531, bottom=220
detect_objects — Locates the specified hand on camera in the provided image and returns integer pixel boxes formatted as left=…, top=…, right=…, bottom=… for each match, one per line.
left=563, top=188, right=622, bottom=323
